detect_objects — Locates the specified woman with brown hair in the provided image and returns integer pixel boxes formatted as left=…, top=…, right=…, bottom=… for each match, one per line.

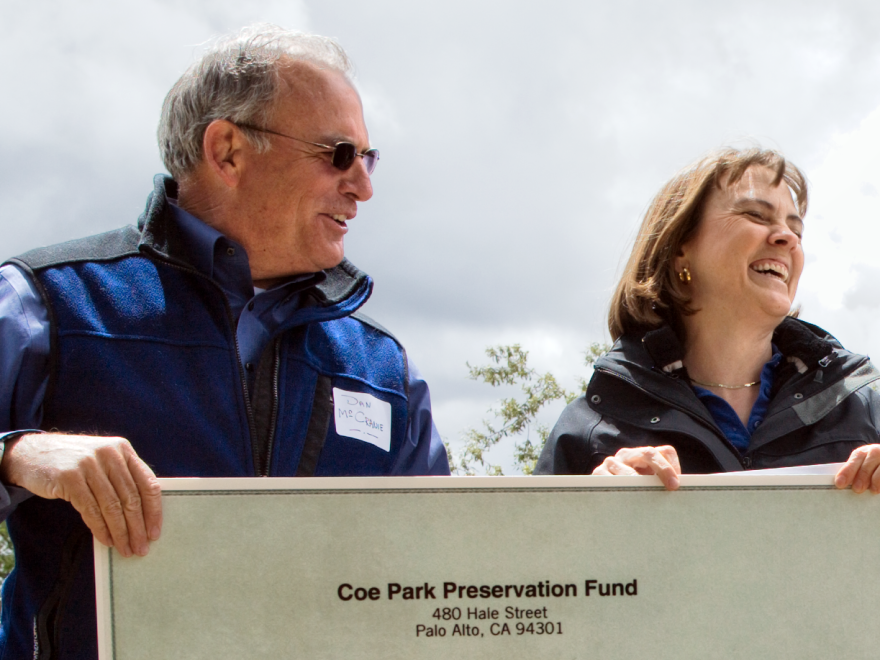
left=536, top=147, right=880, bottom=491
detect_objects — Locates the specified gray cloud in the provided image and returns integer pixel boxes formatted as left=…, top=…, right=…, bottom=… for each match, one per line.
left=3, top=0, right=880, bottom=458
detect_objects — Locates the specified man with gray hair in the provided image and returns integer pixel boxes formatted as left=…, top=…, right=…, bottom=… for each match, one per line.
left=0, top=25, right=448, bottom=658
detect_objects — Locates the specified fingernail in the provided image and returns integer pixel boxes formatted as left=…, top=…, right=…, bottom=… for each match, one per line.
left=670, top=477, right=680, bottom=490
left=150, top=526, right=161, bottom=541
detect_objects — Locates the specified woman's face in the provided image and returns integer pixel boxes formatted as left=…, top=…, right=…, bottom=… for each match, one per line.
left=677, top=166, right=804, bottom=324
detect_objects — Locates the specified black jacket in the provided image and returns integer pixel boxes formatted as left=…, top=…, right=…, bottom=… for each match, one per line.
left=536, top=318, right=880, bottom=475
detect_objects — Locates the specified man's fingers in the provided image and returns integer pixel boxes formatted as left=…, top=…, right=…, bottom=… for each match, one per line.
left=99, top=442, right=163, bottom=557
left=86, top=467, right=134, bottom=557
left=65, top=477, right=114, bottom=549
left=3, top=433, right=164, bottom=554
left=125, top=448, right=163, bottom=543
left=104, top=453, right=150, bottom=557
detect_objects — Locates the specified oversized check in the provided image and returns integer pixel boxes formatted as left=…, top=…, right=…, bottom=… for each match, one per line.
left=95, top=474, right=880, bottom=659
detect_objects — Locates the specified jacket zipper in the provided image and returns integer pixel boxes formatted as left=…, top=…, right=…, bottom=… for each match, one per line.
left=139, top=251, right=259, bottom=472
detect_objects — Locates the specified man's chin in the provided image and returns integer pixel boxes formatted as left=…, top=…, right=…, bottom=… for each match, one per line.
left=316, top=251, right=346, bottom=272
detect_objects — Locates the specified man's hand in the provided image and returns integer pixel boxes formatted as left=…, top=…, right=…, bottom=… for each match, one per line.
left=835, top=444, right=880, bottom=494
left=592, top=445, right=682, bottom=490
left=0, top=433, right=162, bottom=556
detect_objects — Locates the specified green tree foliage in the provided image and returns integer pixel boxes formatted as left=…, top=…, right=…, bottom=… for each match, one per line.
left=0, top=522, right=13, bottom=583
left=449, top=342, right=610, bottom=476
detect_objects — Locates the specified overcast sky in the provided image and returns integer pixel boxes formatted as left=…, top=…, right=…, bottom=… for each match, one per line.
left=3, top=1, right=880, bottom=472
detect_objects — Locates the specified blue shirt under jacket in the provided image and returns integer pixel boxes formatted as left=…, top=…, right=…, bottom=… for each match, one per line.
left=0, top=190, right=449, bottom=518
left=692, top=350, right=784, bottom=453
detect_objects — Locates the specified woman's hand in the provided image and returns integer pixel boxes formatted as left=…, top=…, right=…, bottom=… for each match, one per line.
left=592, top=446, right=682, bottom=490
left=835, top=445, right=880, bottom=494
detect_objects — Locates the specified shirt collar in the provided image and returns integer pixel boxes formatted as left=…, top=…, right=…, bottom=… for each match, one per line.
left=167, top=200, right=326, bottom=294
left=167, top=200, right=229, bottom=280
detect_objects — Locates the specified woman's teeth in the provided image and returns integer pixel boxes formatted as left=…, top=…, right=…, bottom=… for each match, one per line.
left=751, top=262, right=788, bottom=281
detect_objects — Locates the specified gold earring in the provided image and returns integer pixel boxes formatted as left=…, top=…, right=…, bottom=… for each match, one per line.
left=678, top=266, right=691, bottom=284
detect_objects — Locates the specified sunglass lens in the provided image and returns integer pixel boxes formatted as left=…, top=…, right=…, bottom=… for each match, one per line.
left=332, top=143, right=357, bottom=171
left=330, top=143, right=379, bottom=174
left=363, top=149, right=380, bottom=175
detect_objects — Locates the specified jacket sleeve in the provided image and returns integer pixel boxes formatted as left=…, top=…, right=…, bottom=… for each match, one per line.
left=535, top=396, right=603, bottom=475
left=389, top=356, right=450, bottom=476
left=0, top=263, right=48, bottom=518
left=856, top=384, right=880, bottom=438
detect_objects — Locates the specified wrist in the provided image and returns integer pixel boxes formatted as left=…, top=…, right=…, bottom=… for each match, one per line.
left=0, top=430, right=44, bottom=484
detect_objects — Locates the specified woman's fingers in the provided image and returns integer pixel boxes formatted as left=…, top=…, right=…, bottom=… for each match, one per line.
left=594, top=457, right=639, bottom=476
left=836, top=445, right=880, bottom=494
left=592, top=446, right=682, bottom=490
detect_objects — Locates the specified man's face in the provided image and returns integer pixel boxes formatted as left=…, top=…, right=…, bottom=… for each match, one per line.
left=236, top=63, right=373, bottom=283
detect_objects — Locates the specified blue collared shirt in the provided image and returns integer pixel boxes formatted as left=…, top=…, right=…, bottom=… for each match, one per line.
left=167, top=202, right=327, bottom=391
left=0, top=204, right=448, bottom=513
left=692, top=349, right=784, bottom=453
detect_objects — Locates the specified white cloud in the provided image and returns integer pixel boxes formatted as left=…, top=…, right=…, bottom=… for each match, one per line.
left=796, top=101, right=880, bottom=357
left=5, top=0, right=880, bottom=469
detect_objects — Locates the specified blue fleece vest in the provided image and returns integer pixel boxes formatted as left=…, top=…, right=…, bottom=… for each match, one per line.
left=0, top=219, right=410, bottom=659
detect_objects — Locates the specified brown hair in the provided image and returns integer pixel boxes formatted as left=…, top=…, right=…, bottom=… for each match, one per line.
left=608, top=147, right=808, bottom=340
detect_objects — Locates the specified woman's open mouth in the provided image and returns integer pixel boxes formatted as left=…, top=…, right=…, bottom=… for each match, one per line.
left=750, top=261, right=789, bottom=283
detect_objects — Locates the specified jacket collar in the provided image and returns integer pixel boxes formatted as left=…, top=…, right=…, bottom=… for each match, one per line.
left=136, top=174, right=372, bottom=315
left=638, top=317, right=840, bottom=377
left=593, top=317, right=874, bottom=437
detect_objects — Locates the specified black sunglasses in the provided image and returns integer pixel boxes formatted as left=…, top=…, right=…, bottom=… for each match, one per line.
left=235, top=123, right=379, bottom=175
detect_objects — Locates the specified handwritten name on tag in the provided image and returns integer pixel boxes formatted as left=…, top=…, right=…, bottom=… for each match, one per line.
left=332, top=388, right=392, bottom=452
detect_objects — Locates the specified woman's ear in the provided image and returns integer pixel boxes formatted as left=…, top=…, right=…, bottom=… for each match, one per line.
left=673, top=244, right=689, bottom=276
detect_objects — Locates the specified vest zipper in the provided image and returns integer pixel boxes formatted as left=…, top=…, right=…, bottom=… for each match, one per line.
left=34, top=526, right=90, bottom=660
left=261, top=338, right=281, bottom=477
left=138, top=253, right=259, bottom=468
left=226, top=300, right=260, bottom=475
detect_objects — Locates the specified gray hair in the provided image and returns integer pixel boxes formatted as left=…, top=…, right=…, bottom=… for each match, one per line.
left=158, top=24, right=354, bottom=179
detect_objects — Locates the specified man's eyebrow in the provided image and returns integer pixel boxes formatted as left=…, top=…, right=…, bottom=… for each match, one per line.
left=734, top=197, right=803, bottom=223
left=320, top=133, right=372, bottom=149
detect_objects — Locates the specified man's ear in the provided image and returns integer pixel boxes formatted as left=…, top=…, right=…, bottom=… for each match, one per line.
left=202, top=120, right=247, bottom=188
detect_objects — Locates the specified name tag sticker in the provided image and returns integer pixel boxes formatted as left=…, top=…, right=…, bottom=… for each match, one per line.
left=332, top=388, right=392, bottom=452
